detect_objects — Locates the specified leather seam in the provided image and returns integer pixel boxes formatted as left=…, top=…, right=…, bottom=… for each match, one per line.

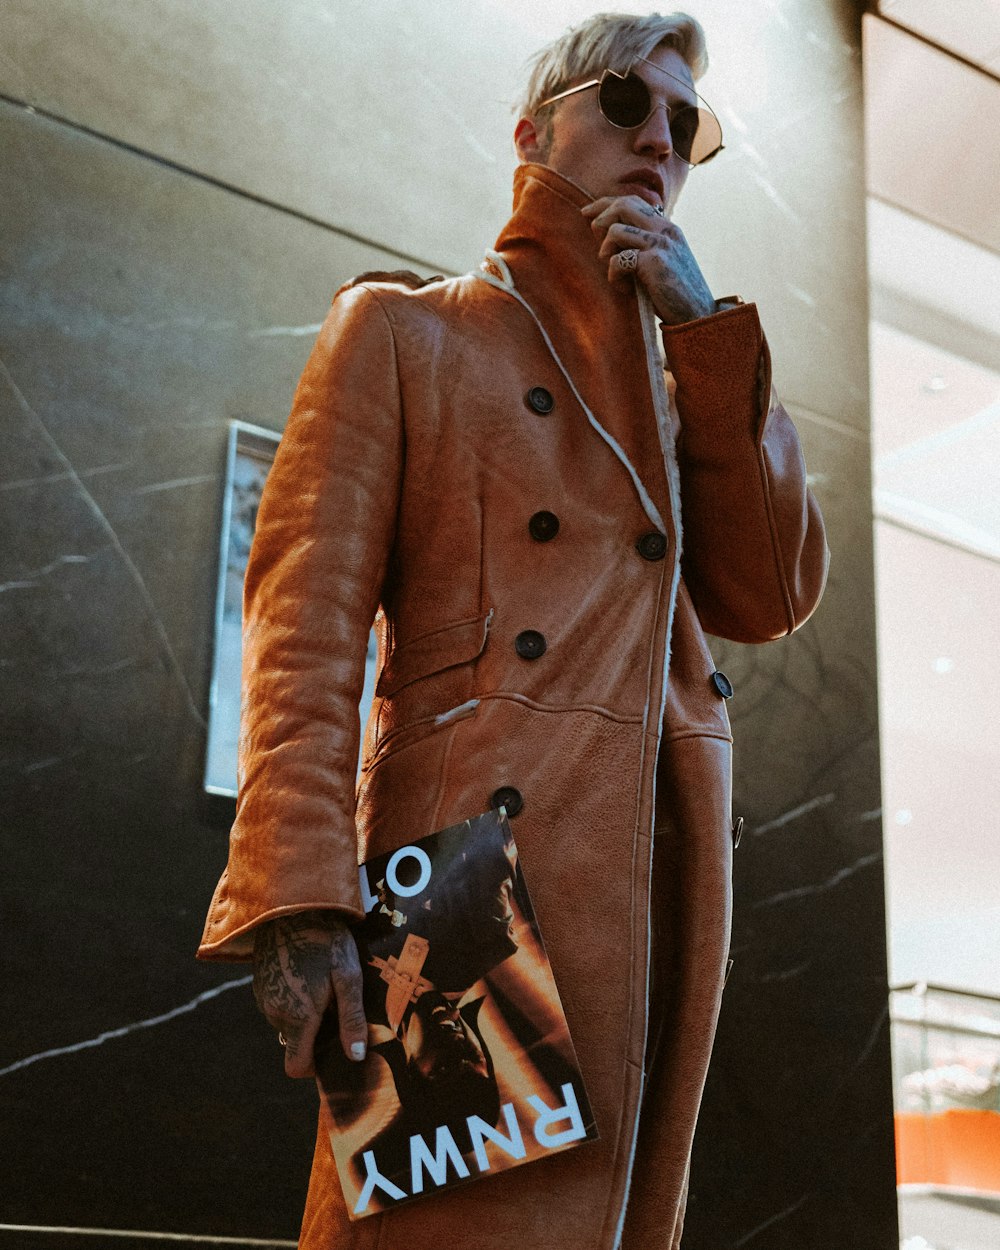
left=472, top=691, right=645, bottom=723
left=753, top=337, right=797, bottom=637
left=661, top=728, right=733, bottom=745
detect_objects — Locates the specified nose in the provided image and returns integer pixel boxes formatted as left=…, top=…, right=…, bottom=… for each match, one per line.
left=633, top=101, right=673, bottom=160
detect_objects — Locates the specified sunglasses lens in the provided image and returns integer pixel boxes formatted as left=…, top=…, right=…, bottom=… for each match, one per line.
left=681, top=109, right=723, bottom=166
left=671, top=106, right=722, bottom=165
left=596, top=71, right=723, bottom=166
left=598, top=73, right=652, bottom=128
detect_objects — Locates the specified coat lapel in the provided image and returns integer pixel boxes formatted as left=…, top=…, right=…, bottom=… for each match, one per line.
left=485, top=164, right=673, bottom=535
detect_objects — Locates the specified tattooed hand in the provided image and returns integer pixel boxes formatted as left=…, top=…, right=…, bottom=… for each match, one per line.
left=252, top=910, right=368, bottom=1077
left=581, top=195, right=717, bottom=325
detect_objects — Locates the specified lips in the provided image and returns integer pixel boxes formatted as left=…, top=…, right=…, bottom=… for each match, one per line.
left=619, top=168, right=664, bottom=206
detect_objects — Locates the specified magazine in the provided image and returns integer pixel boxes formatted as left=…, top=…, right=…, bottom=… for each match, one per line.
left=314, top=807, right=598, bottom=1219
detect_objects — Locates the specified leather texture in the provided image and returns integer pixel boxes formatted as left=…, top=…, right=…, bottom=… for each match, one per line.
left=198, top=163, right=828, bottom=1249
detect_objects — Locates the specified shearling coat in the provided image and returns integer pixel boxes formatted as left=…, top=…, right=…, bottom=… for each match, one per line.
left=198, top=163, right=828, bottom=1249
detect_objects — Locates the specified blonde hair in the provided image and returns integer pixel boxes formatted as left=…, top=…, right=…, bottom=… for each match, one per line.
left=517, top=11, right=709, bottom=121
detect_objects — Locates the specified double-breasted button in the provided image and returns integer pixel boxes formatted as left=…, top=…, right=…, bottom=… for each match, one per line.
left=732, top=816, right=744, bottom=849
left=515, top=630, right=546, bottom=659
left=636, top=531, right=667, bottom=561
left=491, top=786, right=523, bottom=817
left=711, top=670, right=734, bottom=699
left=525, top=386, right=554, bottom=414
left=528, top=511, right=560, bottom=542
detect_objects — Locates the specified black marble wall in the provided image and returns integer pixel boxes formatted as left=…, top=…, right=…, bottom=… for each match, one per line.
left=1, top=1, right=897, bottom=1246
left=0, top=101, right=400, bottom=1244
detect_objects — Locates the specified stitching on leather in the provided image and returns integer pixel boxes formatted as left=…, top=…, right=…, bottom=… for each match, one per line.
left=752, top=336, right=798, bottom=636
left=384, top=609, right=490, bottom=654
left=365, top=700, right=480, bottom=771
left=662, top=728, right=733, bottom=745
left=375, top=611, right=492, bottom=699
left=473, top=691, right=645, bottom=723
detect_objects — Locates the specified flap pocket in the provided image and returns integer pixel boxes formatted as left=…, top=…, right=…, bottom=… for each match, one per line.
left=375, top=609, right=493, bottom=700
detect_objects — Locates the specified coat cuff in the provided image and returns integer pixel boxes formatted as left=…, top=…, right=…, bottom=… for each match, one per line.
left=197, top=863, right=367, bottom=962
left=659, top=301, right=765, bottom=439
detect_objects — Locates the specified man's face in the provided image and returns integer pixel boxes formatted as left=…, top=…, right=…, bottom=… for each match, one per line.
left=519, top=43, right=696, bottom=218
left=404, top=992, right=490, bottom=1082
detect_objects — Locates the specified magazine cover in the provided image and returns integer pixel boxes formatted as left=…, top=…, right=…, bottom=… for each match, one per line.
left=314, top=807, right=598, bottom=1219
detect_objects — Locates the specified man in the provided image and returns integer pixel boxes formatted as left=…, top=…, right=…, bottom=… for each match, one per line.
left=198, top=10, right=828, bottom=1249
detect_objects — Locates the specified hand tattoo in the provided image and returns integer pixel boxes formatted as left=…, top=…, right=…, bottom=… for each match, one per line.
left=252, top=911, right=345, bottom=1055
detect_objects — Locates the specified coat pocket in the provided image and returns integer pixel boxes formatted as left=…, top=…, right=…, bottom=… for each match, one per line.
left=375, top=609, right=493, bottom=700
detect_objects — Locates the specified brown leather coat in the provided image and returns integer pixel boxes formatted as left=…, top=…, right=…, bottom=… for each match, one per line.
left=199, top=163, right=828, bottom=1249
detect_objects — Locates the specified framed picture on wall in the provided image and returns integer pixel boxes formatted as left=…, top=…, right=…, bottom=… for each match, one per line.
left=203, top=419, right=378, bottom=797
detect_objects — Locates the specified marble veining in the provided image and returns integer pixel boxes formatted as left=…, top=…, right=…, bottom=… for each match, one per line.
left=414, top=67, right=498, bottom=164
left=57, top=655, right=140, bottom=677
left=247, top=322, right=324, bottom=338
left=731, top=1193, right=813, bottom=1247
left=20, top=747, right=86, bottom=774
left=0, top=355, right=206, bottom=729
left=0, top=554, right=93, bottom=593
left=748, top=170, right=804, bottom=226
left=0, top=463, right=131, bottom=492
left=0, top=975, right=252, bottom=1078
left=759, top=958, right=816, bottom=983
left=786, top=284, right=818, bottom=307
left=752, top=791, right=837, bottom=835
left=133, top=473, right=217, bottom=495
left=752, top=849, right=884, bottom=908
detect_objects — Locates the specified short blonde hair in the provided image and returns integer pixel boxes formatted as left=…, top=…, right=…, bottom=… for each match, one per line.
left=517, top=11, right=709, bottom=120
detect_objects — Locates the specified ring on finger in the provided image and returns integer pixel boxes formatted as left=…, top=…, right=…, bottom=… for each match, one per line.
left=617, top=248, right=640, bottom=273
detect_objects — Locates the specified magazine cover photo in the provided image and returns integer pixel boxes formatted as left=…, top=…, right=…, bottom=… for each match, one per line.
left=314, top=807, right=598, bottom=1219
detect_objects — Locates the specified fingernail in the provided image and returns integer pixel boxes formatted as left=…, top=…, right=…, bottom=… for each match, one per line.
left=351, top=1042, right=367, bottom=1061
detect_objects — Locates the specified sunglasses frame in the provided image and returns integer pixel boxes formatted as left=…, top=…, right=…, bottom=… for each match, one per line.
left=535, top=58, right=724, bottom=168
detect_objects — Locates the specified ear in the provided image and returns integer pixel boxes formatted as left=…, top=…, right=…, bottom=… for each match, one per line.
left=514, top=115, right=548, bottom=164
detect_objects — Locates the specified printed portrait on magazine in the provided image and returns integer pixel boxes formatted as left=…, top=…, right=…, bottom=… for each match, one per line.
left=314, top=807, right=598, bottom=1219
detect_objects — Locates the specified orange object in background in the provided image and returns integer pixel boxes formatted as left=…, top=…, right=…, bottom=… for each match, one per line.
left=896, top=1109, right=1000, bottom=1191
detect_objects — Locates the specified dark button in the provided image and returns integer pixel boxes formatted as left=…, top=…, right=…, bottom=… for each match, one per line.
left=525, top=386, right=555, bottom=414
left=528, top=511, right=560, bottom=542
left=491, top=786, right=523, bottom=818
left=711, top=670, right=734, bottom=699
left=515, top=629, right=547, bottom=660
left=636, top=531, right=667, bottom=561
left=732, top=816, right=744, bottom=849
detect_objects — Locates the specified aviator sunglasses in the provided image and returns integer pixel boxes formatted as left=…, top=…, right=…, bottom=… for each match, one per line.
left=536, top=58, right=724, bottom=167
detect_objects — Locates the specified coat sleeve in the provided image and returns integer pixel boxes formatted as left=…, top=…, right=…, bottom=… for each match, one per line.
left=660, top=302, right=830, bottom=643
left=198, top=285, right=404, bottom=961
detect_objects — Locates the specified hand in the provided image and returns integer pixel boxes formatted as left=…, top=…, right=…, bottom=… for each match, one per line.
left=582, top=195, right=717, bottom=325
left=252, top=910, right=368, bottom=1077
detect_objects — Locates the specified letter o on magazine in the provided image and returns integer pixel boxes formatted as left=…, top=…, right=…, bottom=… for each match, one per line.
left=385, top=845, right=433, bottom=897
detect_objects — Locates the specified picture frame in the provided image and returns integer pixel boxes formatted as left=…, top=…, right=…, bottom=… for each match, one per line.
left=203, top=419, right=378, bottom=797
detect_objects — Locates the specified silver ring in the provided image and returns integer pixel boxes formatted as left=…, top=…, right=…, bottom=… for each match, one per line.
left=278, top=1032, right=287, bottom=1047
left=618, top=248, right=639, bottom=273
left=653, top=204, right=665, bottom=217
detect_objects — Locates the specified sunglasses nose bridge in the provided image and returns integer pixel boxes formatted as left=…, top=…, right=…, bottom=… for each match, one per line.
left=629, top=97, right=676, bottom=152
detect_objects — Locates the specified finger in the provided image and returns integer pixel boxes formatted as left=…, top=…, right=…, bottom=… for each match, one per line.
left=281, top=1013, right=322, bottom=1079
left=331, top=956, right=369, bottom=1063
left=608, top=249, right=644, bottom=284
left=580, top=196, right=616, bottom=218
left=597, top=222, right=656, bottom=261
left=586, top=197, right=668, bottom=236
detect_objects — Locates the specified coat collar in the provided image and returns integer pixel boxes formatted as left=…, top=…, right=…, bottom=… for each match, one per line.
left=485, top=164, right=673, bottom=531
